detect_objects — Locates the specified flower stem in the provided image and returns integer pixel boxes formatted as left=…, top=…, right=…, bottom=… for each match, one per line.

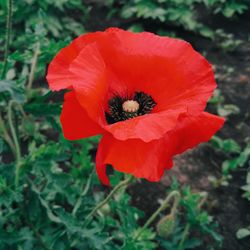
left=72, top=169, right=94, bottom=216
left=1, top=0, right=13, bottom=79
left=177, top=223, right=190, bottom=250
left=84, top=175, right=134, bottom=224
left=0, top=112, right=16, bottom=156
left=177, top=192, right=207, bottom=249
left=8, top=100, right=21, bottom=187
left=197, top=192, right=207, bottom=210
left=133, top=190, right=180, bottom=240
left=27, top=42, right=40, bottom=90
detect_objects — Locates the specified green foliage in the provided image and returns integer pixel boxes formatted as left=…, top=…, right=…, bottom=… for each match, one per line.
left=209, top=137, right=250, bottom=187
left=209, top=89, right=240, bottom=118
left=158, top=180, right=223, bottom=249
left=214, top=29, right=243, bottom=52
left=236, top=169, right=250, bottom=240
left=209, top=0, right=249, bottom=17
left=0, top=134, right=157, bottom=249
left=0, top=0, right=88, bottom=83
left=211, top=135, right=241, bottom=153
left=107, top=0, right=249, bottom=39
left=236, top=227, right=250, bottom=239
left=0, top=80, right=25, bottom=103
left=222, top=144, right=250, bottom=176
left=241, top=170, right=250, bottom=201
left=110, top=0, right=214, bottom=38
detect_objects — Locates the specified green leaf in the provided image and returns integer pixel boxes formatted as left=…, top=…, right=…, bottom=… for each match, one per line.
left=236, top=228, right=250, bottom=239
left=210, top=136, right=241, bottom=153
left=184, top=238, right=202, bottom=248
left=24, top=102, right=61, bottom=116
left=222, top=139, right=241, bottom=153
left=218, top=104, right=240, bottom=117
left=0, top=80, right=25, bottom=103
left=247, top=172, right=250, bottom=184
left=198, top=26, right=214, bottom=39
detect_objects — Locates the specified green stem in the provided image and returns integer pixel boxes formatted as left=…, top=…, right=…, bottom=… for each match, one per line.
left=84, top=175, right=133, bottom=224
left=8, top=100, right=21, bottom=187
left=72, top=169, right=94, bottom=216
left=1, top=0, right=13, bottom=79
left=197, top=192, right=207, bottom=210
left=170, top=190, right=181, bottom=215
left=17, top=103, right=27, bottom=117
left=177, top=224, right=190, bottom=250
left=27, top=42, right=40, bottom=89
left=134, top=190, right=180, bottom=240
left=177, top=193, right=206, bottom=250
left=0, top=112, right=16, bottom=156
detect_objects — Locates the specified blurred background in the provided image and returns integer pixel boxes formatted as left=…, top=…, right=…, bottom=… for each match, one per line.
left=0, top=0, right=250, bottom=249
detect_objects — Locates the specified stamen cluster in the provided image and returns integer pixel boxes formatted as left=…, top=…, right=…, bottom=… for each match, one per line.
left=106, top=92, right=156, bottom=124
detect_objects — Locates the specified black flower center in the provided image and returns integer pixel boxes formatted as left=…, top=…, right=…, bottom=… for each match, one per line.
left=105, top=92, right=156, bottom=124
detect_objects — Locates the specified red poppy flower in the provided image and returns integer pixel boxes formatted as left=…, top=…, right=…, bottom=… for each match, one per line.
left=46, top=27, right=224, bottom=186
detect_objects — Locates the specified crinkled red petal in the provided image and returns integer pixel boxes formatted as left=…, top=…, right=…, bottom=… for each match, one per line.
left=60, top=91, right=103, bottom=140
left=68, top=43, right=108, bottom=123
left=96, top=112, right=225, bottom=184
left=104, top=109, right=185, bottom=142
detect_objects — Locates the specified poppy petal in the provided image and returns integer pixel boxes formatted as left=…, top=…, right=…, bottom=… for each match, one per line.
left=169, top=112, right=225, bottom=155
left=104, top=109, right=184, bottom=142
left=96, top=112, right=224, bottom=184
left=46, top=43, right=79, bottom=91
left=68, top=43, right=108, bottom=123
left=46, top=31, right=107, bottom=91
left=103, top=28, right=216, bottom=115
left=95, top=137, right=110, bottom=186
left=97, top=133, right=170, bottom=182
left=60, top=91, right=103, bottom=140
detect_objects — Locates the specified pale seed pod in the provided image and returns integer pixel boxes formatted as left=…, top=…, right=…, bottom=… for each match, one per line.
left=156, top=213, right=175, bottom=238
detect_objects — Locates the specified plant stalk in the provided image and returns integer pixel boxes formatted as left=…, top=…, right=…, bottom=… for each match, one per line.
left=177, top=224, right=190, bottom=250
left=178, top=192, right=207, bottom=249
left=84, top=175, right=134, bottom=224
left=27, top=42, right=40, bottom=89
left=8, top=100, right=21, bottom=187
left=0, top=112, right=16, bottom=155
left=72, top=169, right=94, bottom=216
left=133, top=190, right=180, bottom=240
left=1, top=0, right=13, bottom=79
